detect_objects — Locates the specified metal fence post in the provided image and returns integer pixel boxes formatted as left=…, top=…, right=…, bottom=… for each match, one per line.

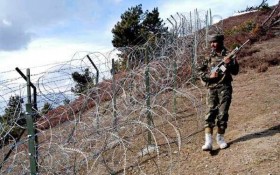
left=205, top=10, right=209, bottom=48
left=15, top=67, right=38, bottom=174
left=87, top=55, right=99, bottom=84
left=15, top=67, right=38, bottom=111
left=26, top=68, right=38, bottom=174
left=191, top=10, right=198, bottom=83
left=145, top=48, right=152, bottom=145
left=86, top=55, right=101, bottom=133
left=173, top=57, right=177, bottom=116
left=112, top=59, right=117, bottom=130
left=210, top=9, right=213, bottom=25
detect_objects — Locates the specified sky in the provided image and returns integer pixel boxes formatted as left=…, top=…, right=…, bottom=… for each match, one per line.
left=0, top=0, right=279, bottom=72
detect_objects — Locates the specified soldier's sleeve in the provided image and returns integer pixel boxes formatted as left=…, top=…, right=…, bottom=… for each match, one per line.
left=196, top=58, right=211, bottom=83
left=225, top=55, right=239, bottom=75
left=200, top=72, right=211, bottom=83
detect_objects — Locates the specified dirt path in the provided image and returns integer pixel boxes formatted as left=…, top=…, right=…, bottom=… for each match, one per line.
left=176, top=66, right=280, bottom=175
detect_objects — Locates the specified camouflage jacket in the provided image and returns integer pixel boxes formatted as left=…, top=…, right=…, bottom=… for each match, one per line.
left=197, top=48, right=239, bottom=88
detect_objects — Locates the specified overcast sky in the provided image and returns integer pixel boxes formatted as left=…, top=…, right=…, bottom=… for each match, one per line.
left=0, top=0, right=278, bottom=72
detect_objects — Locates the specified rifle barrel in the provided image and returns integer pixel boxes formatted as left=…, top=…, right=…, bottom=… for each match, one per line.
left=239, top=39, right=250, bottom=49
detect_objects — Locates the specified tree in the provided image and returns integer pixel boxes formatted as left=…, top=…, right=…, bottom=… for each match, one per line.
left=112, top=4, right=144, bottom=48
left=1, top=95, right=25, bottom=142
left=63, top=98, right=71, bottom=105
left=71, top=68, right=94, bottom=94
left=40, top=102, right=53, bottom=115
left=142, top=8, right=167, bottom=40
left=3, top=95, right=24, bottom=126
left=111, top=4, right=168, bottom=68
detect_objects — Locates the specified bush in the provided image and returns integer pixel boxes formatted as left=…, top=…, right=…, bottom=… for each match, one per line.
left=225, top=20, right=256, bottom=36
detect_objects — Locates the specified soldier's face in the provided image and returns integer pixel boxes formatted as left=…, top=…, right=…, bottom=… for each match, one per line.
left=211, top=41, right=222, bottom=51
left=211, top=41, right=218, bottom=48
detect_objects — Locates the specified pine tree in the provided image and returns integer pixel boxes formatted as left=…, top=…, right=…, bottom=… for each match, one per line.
left=112, top=4, right=144, bottom=48
left=71, top=68, right=94, bottom=94
left=63, top=98, right=71, bottom=105
left=40, top=102, right=53, bottom=115
left=1, top=95, right=24, bottom=141
left=111, top=4, right=168, bottom=69
left=3, top=95, right=24, bottom=126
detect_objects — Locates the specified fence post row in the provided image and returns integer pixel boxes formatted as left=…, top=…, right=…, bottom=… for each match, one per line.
left=16, top=67, right=38, bottom=174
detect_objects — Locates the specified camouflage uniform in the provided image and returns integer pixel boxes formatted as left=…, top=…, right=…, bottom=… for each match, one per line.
left=198, top=46, right=239, bottom=134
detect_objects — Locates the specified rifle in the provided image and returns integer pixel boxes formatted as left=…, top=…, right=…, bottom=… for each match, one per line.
left=211, top=39, right=250, bottom=73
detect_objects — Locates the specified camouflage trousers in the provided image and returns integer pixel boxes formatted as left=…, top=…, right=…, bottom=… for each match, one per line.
left=204, top=84, right=233, bottom=133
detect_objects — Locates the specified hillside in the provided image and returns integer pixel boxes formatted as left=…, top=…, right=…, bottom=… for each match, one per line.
left=121, top=37, right=280, bottom=175
left=123, top=67, right=280, bottom=175
left=164, top=62, right=280, bottom=175
left=0, top=4, right=279, bottom=175
left=129, top=6, right=280, bottom=174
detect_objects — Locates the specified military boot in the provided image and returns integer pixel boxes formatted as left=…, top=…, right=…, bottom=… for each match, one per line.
left=202, top=127, right=213, bottom=151
left=216, top=133, right=228, bottom=149
left=202, top=133, right=213, bottom=151
left=216, top=127, right=228, bottom=149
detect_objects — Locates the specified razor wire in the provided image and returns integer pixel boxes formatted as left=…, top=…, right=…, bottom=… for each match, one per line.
left=0, top=10, right=213, bottom=175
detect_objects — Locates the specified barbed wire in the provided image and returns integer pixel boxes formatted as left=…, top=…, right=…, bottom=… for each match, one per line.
left=0, top=10, right=217, bottom=174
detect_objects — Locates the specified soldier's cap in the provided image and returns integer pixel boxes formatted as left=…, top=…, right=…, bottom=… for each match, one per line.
left=208, top=34, right=224, bottom=43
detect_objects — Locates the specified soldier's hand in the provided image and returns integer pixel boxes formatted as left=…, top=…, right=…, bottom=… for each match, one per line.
left=210, top=72, right=218, bottom=78
left=223, top=56, right=231, bottom=64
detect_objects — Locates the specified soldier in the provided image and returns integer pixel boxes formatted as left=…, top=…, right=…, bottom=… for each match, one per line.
left=197, top=33, right=239, bottom=151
